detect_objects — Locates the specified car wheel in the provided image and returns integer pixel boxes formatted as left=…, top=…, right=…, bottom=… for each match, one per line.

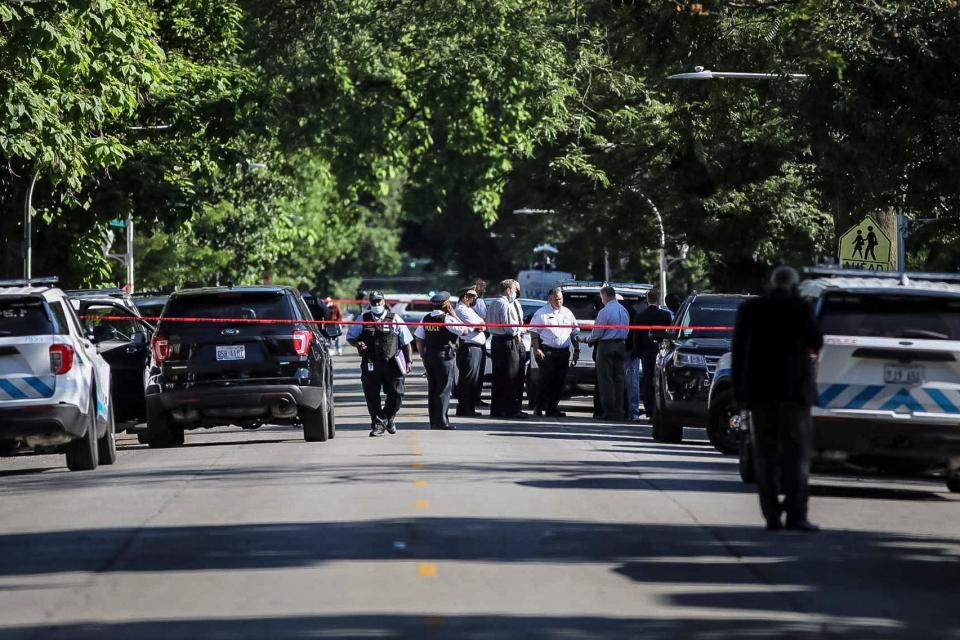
left=96, top=399, right=118, bottom=465
left=707, top=390, right=741, bottom=455
left=66, top=395, right=99, bottom=471
left=738, top=435, right=756, bottom=484
left=947, top=472, right=960, bottom=494
left=146, top=406, right=177, bottom=449
left=301, top=392, right=329, bottom=442
left=0, top=440, right=19, bottom=456
left=654, top=388, right=683, bottom=444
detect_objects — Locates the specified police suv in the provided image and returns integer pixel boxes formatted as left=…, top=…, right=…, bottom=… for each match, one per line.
left=0, top=278, right=116, bottom=470
left=735, top=269, right=960, bottom=493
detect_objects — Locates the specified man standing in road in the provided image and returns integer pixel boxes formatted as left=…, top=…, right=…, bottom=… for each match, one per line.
left=347, top=291, right=414, bottom=437
left=415, top=292, right=468, bottom=430
left=631, top=290, right=674, bottom=421
left=486, top=279, right=528, bottom=419
left=588, top=285, right=630, bottom=421
left=511, top=279, right=531, bottom=412
left=471, top=278, right=490, bottom=408
left=454, top=287, right=486, bottom=417
left=530, top=288, right=580, bottom=417
left=732, top=266, right=823, bottom=532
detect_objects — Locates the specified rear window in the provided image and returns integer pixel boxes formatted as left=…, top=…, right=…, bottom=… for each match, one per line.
left=679, top=298, right=744, bottom=339
left=0, top=296, right=55, bottom=337
left=819, top=293, right=960, bottom=340
left=563, top=291, right=647, bottom=321
left=162, top=292, right=295, bottom=328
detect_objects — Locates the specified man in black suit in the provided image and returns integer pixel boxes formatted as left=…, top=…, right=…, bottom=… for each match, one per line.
left=732, top=266, right=823, bottom=533
left=631, top=290, right=674, bottom=421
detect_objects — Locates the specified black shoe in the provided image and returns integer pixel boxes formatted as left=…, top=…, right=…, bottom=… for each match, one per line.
left=435, top=424, right=456, bottom=430
left=533, top=409, right=543, bottom=417
left=510, top=412, right=530, bottom=419
left=489, top=411, right=503, bottom=418
left=546, top=410, right=566, bottom=417
left=785, top=520, right=820, bottom=533
left=476, top=400, right=489, bottom=407
left=369, top=427, right=385, bottom=437
left=765, top=519, right=782, bottom=531
left=386, top=423, right=397, bottom=434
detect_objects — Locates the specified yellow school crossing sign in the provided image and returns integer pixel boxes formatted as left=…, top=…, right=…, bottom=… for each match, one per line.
left=838, top=215, right=894, bottom=271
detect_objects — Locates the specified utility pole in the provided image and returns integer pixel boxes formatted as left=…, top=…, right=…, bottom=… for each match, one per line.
left=23, top=170, right=38, bottom=279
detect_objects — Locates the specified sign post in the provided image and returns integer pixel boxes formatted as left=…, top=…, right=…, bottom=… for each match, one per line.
left=838, top=215, right=894, bottom=271
left=103, top=215, right=135, bottom=293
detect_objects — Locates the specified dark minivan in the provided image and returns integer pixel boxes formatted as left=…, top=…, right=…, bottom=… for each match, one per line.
left=651, top=293, right=753, bottom=444
left=144, top=286, right=337, bottom=447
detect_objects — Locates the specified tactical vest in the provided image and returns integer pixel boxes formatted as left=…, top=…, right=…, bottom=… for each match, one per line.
left=359, top=311, right=400, bottom=362
left=423, top=311, right=459, bottom=358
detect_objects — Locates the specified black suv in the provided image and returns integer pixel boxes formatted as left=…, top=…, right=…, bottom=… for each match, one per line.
left=651, top=293, right=753, bottom=443
left=144, top=286, right=338, bottom=447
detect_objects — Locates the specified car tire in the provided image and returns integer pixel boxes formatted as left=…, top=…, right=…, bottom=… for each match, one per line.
left=707, top=389, right=740, bottom=455
left=66, top=395, right=99, bottom=471
left=97, top=399, right=118, bottom=465
left=301, top=392, right=329, bottom=442
left=738, top=435, right=756, bottom=484
left=947, top=472, right=960, bottom=494
left=146, top=407, right=177, bottom=449
left=653, top=388, right=683, bottom=444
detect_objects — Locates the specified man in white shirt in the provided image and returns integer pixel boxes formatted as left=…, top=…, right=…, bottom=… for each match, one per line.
left=530, top=288, right=580, bottom=417
left=454, top=287, right=486, bottom=417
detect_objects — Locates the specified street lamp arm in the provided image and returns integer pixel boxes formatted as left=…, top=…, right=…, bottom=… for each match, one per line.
left=668, top=69, right=808, bottom=81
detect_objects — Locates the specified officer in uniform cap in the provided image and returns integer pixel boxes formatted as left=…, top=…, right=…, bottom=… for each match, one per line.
left=347, top=290, right=414, bottom=437
left=414, top=291, right=468, bottom=430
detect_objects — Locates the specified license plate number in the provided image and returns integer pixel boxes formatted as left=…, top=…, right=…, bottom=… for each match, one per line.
left=216, top=345, right=246, bottom=361
left=884, top=364, right=924, bottom=385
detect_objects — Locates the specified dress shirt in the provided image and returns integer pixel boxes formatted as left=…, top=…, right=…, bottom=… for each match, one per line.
left=455, top=302, right=487, bottom=345
left=413, top=312, right=468, bottom=340
left=590, top=299, right=630, bottom=342
left=530, top=304, right=579, bottom=349
left=485, top=296, right=520, bottom=337
left=347, top=310, right=414, bottom=346
left=474, top=297, right=487, bottom=320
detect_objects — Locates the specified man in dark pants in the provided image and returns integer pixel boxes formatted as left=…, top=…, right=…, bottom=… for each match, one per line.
left=454, top=287, right=486, bottom=417
left=486, top=279, right=528, bottom=419
left=530, top=288, right=580, bottom=417
left=471, top=278, right=490, bottom=407
left=732, top=266, right=823, bottom=532
left=415, top=292, right=467, bottom=429
left=347, top=290, right=414, bottom=437
left=588, top=285, right=630, bottom=421
left=631, top=289, right=674, bottom=420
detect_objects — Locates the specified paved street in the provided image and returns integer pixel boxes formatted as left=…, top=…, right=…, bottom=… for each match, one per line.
left=0, top=353, right=957, bottom=639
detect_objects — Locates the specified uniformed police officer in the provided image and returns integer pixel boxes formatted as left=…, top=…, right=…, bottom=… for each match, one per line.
left=414, top=292, right=468, bottom=430
left=347, top=291, right=414, bottom=437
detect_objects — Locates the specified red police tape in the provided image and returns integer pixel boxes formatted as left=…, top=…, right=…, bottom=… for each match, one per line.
left=81, top=315, right=732, bottom=332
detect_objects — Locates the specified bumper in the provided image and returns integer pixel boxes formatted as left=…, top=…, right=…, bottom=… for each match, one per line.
left=0, top=404, right=86, bottom=444
left=813, top=413, right=960, bottom=461
left=147, top=383, right=325, bottom=417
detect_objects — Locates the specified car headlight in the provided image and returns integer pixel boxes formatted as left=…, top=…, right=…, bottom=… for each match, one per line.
left=673, top=351, right=706, bottom=368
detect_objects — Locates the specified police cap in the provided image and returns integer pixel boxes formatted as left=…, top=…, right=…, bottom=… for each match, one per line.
left=367, top=290, right=385, bottom=303
left=430, top=291, right=451, bottom=306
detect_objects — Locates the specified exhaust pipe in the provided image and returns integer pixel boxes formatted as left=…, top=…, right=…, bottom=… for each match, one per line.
left=271, top=398, right=298, bottom=419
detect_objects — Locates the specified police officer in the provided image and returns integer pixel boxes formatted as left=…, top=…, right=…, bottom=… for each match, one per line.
left=347, top=291, right=414, bottom=437
left=414, top=292, right=468, bottom=430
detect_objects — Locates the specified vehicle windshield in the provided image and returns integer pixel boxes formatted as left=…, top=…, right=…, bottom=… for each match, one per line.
left=819, top=292, right=960, bottom=340
left=679, top=299, right=743, bottom=339
left=562, top=292, right=647, bottom=322
left=162, top=292, right=294, bottom=329
left=0, top=296, right=54, bottom=337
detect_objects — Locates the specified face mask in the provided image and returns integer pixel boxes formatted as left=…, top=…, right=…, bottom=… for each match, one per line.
left=370, top=304, right=385, bottom=316
left=506, top=293, right=516, bottom=303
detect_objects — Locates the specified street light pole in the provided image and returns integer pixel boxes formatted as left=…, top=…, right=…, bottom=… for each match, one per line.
left=23, top=169, right=38, bottom=280
left=641, top=195, right=668, bottom=300
left=668, top=67, right=808, bottom=81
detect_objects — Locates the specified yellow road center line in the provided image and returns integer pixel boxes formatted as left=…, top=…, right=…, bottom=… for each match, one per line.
left=414, top=499, right=430, bottom=509
left=412, top=463, right=425, bottom=470
left=417, top=563, right=437, bottom=577
left=413, top=480, right=429, bottom=488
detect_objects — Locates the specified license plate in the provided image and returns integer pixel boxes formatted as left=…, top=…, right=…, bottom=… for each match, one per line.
left=884, top=364, right=924, bottom=385
left=216, top=345, right=246, bottom=361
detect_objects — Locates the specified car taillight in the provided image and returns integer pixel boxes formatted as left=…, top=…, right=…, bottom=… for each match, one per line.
left=292, top=330, right=312, bottom=356
left=49, top=344, right=74, bottom=375
left=151, top=336, right=170, bottom=363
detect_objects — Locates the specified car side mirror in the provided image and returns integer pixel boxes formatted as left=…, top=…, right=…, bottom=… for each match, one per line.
left=131, top=330, right=148, bottom=346
left=322, top=323, right=342, bottom=339
left=85, top=326, right=96, bottom=342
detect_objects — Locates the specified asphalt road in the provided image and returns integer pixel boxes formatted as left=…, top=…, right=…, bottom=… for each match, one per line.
left=0, top=353, right=957, bottom=639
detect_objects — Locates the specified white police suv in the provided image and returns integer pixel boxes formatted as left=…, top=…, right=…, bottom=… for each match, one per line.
left=802, top=269, right=960, bottom=492
left=0, top=278, right=116, bottom=470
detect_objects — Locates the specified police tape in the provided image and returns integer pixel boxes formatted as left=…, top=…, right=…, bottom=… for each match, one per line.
left=81, top=315, right=731, bottom=331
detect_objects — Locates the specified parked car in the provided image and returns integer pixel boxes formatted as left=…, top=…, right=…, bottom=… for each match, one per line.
left=559, top=281, right=652, bottom=396
left=144, top=285, right=337, bottom=447
left=0, top=278, right=116, bottom=470
left=651, top=293, right=753, bottom=444
left=738, top=269, right=960, bottom=493
left=706, top=351, right=742, bottom=455
left=67, top=289, right=154, bottom=427
left=132, top=292, right=170, bottom=320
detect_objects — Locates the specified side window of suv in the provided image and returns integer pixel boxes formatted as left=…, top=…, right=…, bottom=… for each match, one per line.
left=48, top=300, right=71, bottom=335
